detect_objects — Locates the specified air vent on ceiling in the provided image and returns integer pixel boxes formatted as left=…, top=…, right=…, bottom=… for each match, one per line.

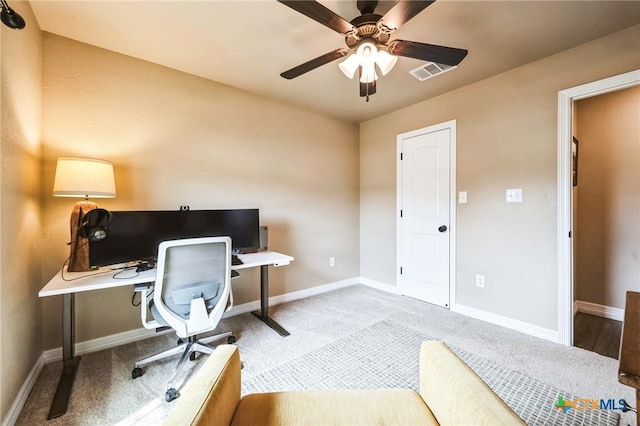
left=409, top=62, right=457, bottom=81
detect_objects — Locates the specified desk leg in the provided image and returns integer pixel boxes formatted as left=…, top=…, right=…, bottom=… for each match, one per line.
left=47, top=293, right=81, bottom=419
left=251, top=265, right=290, bottom=336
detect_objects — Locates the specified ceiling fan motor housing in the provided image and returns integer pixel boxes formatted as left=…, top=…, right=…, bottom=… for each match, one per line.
left=346, top=14, right=390, bottom=49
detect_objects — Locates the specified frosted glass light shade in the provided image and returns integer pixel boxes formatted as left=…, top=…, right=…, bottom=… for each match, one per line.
left=376, top=50, right=398, bottom=75
left=53, top=157, right=116, bottom=198
left=356, top=42, right=377, bottom=66
left=338, top=54, right=359, bottom=79
left=359, top=64, right=378, bottom=84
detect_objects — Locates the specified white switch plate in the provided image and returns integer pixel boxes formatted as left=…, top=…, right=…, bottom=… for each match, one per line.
left=459, top=191, right=467, bottom=204
left=475, top=274, right=485, bottom=288
left=506, top=188, right=523, bottom=203
left=329, top=257, right=335, bottom=267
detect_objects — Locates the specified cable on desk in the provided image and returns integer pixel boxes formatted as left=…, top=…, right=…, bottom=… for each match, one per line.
left=112, top=267, right=139, bottom=280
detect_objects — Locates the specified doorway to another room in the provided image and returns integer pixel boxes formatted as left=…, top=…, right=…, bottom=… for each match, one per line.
left=558, top=69, right=640, bottom=354
left=571, top=86, right=640, bottom=359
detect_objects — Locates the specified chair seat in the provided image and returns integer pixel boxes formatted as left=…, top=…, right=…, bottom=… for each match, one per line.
left=230, top=389, right=438, bottom=426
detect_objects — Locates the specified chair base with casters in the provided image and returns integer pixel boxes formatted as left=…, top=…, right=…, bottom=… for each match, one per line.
left=132, top=331, right=236, bottom=402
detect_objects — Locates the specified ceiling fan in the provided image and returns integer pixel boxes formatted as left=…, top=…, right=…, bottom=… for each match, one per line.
left=278, top=0, right=468, bottom=101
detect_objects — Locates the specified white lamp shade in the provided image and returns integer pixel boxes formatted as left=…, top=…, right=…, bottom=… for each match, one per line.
left=53, top=157, right=116, bottom=198
left=375, top=50, right=398, bottom=75
left=338, top=54, right=359, bottom=79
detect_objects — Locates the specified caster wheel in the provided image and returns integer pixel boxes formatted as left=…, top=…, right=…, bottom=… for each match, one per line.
left=165, top=388, right=178, bottom=402
left=227, top=335, right=236, bottom=344
left=132, top=367, right=143, bottom=379
left=189, top=352, right=197, bottom=361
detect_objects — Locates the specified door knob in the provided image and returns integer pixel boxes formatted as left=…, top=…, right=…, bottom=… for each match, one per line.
left=438, top=225, right=448, bottom=233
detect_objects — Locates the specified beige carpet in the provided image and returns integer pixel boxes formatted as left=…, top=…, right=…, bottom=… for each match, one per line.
left=16, top=285, right=636, bottom=425
left=244, top=320, right=619, bottom=425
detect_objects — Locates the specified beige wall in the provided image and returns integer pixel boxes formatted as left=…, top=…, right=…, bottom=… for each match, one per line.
left=360, top=25, right=640, bottom=331
left=0, top=1, right=42, bottom=420
left=575, top=86, right=640, bottom=309
left=40, top=34, right=360, bottom=349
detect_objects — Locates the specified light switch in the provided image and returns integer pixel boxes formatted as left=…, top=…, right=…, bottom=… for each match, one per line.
left=459, top=191, right=467, bottom=204
left=506, top=188, right=523, bottom=203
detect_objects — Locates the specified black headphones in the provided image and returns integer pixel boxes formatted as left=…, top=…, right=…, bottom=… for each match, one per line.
left=78, top=208, right=113, bottom=241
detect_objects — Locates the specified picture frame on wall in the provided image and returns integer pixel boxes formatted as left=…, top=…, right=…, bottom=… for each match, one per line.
left=572, top=136, right=579, bottom=187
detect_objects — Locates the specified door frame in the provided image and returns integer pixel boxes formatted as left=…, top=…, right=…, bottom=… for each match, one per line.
left=557, top=69, right=640, bottom=346
left=396, top=119, right=457, bottom=310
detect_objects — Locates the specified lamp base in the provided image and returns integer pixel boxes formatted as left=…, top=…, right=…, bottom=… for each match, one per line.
left=67, top=201, right=97, bottom=272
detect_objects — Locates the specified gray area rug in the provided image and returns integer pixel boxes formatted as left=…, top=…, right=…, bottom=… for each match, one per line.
left=243, top=320, right=619, bottom=426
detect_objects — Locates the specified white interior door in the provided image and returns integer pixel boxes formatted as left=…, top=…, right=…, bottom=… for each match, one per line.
left=398, top=123, right=452, bottom=308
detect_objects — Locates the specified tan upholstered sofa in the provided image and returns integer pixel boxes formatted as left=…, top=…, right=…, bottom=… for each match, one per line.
left=164, top=341, right=525, bottom=425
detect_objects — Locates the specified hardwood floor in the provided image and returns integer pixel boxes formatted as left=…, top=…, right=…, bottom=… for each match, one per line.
left=574, top=312, right=622, bottom=359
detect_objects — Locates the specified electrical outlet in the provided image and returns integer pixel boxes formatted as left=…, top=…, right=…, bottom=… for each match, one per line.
left=329, top=257, right=335, bottom=267
left=475, top=274, right=485, bottom=288
left=459, top=191, right=468, bottom=204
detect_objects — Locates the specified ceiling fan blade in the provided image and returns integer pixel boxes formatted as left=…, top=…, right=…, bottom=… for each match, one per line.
left=388, top=40, right=468, bottom=66
left=281, top=49, right=349, bottom=79
left=379, top=1, right=435, bottom=33
left=278, top=0, right=356, bottom=36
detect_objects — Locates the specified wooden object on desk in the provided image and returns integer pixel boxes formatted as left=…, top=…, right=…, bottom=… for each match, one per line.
left=619, top=290, right=640, bottom=422
left=67, top=201, right=97, bottom=272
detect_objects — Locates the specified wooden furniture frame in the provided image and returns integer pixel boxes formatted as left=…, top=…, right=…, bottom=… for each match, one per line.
left=619, top=291, right=640, bottom=423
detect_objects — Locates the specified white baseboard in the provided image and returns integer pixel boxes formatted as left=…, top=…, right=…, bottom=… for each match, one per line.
left=358, top=277, right=401, bottom=294
left=10, top=278, right=359, bottom=424
left=2, top=354, right=45, bottom=426
left=454, top=303, right=559, bottom=343
left=575, top=300, right=624, bottom=322
left=43, top=278, right=361, bottom=363
left=43, top=326, right=174, bottom=364
left=224, top=277, right=360, bottom=317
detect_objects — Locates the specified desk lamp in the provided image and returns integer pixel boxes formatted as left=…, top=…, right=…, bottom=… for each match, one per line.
left=53, top=157, right=116, bottom=272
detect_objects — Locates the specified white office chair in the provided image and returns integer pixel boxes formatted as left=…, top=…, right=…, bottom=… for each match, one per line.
left=131, top=236, right=236, bottom=402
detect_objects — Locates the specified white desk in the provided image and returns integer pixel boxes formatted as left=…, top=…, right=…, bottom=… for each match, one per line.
left=39, top=250, right=294, bottom=419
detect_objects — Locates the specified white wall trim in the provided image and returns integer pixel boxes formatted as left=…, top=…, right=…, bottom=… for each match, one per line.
left=225, top=278, right=360, bottom=317
left=358, top=277, right=401, bottom=294
left=14, top=278, right=359, bottom=422
left=2, top=354, right=45, bottom=426
left=43, top=326, right=174, bottom=364
left=557, top=69, right=640, bottom=346
left=575, top=300, right=624, bottom=322
left=455, top=303, right=559, bottom=343
left=43, top=277, right=361, bottom=364
left=14, top=278, right=559, bottom=423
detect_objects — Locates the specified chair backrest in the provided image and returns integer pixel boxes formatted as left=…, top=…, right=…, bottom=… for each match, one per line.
left=153, top=236, right=231, bottom=338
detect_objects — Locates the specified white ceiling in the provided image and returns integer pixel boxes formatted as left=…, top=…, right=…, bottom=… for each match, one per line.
left=29, top=1, right=640, bottom=123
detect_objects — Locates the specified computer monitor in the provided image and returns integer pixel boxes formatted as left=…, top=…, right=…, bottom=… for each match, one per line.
left=89, top=209, right=260, bottom=268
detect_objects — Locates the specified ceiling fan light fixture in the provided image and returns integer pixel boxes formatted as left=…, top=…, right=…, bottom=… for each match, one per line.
left=338, top=54, right=359, bottom=79
left=375, top=50, right=398, bottom=76
left=356, top=41, right=378, bottom=66
left=359, top=64, right=378, bottom=84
